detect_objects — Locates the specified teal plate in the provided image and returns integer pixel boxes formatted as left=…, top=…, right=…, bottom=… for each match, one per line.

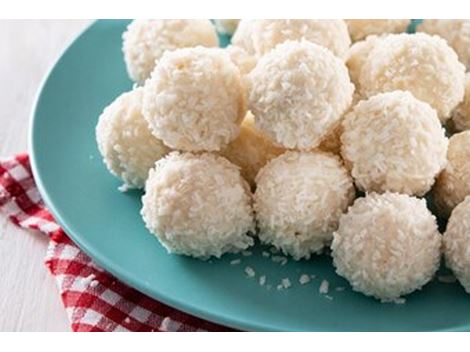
left=30, top=20, right=470, bottom=331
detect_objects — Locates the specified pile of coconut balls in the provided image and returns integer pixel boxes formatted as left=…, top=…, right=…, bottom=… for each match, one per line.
left=96, top=19, right=470, bottom=302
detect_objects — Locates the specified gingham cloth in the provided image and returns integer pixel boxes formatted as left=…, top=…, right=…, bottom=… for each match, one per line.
left=0, top=154, right=230, bottom=332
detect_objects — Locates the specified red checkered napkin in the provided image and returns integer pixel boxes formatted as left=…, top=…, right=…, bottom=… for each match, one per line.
left=0, top=154, right=230, bottom=332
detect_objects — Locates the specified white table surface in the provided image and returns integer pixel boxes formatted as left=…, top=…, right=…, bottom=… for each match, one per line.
left=0, top=20, right=92, bottom=331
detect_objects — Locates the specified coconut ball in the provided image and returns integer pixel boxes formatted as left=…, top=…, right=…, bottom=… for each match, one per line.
left=220, top=112, right=285, bottom=188
left=225, top=45, right=257, bottom=75
left=341, top=91, right=448, bottom=196
left=359, top=33, right=465, bottom=122
left=248, top=40, right=354, bottom=150
left=122, top=20, right=218, bottom=83
left=141, top=152, right=255, bottom=258
left=143, top=47, right=246, bottom=152
left=254, top=151, right=355, bottom=260
left=418, top=19, right=470, bottom=69
left=341, top=91, right=448, bottom=195
left=433, top=131, right=470, bottom=218
left=346, top=19, right=409, bottom=42
left=231, top=19, right=255, bottom=54
left=213, top=19, right=240, bottom=36
left=451, top=74, right=470, bottom=132
left=251, top=19, right=351, bottom=58
left=346, top=35, right=381, bottom=97
left=443, top=196, right=470, bottom=294
left=332, top=192, right=442, bottom=302
left=96, top=88, right=171, bottom=189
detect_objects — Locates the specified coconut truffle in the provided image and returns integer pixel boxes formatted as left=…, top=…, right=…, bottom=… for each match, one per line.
left=251, top=19, right=351, bottom=58
left=451, top=73, right=470, bottom=132
left=359, top=33, right=465, bottom=122
left=96, top=88, right=171, bottom=189
left=433, top=131, right=470, bottom=218
left=346, top=35, right=381, bottom=97
left=341, top=91, right=448, bottom=196
left=443, top=196, right=470, bottom=294
left=345, top=19, right=409, bottom=42
left=220, top=112, right=285, bottom=188
left=122, top=20, right=218, bottom=83
left=231, top=19, right=255, bottom=54
left=143, top=47, right=246, bottom=152
left=141, top=152, right=254, bottom=258
left=254, top=151, right=355, bottom=260
left=248, top=40, right=354, bottom=150
left=214, top=19, right=240, bottom=35
left=418, top=19, right=470, bottom=69
left=332, top=192, right=442, bottom=301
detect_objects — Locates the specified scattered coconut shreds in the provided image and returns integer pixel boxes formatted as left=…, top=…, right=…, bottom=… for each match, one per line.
left=230, top=259, right=241, bottom=265
left=262, top=251, right=271, bottom=258
left=259, top=275, right=266, bottom=286
left=319, top=280, right=329, bottom=294
left=438, top=275, right=457, bottom=283
left=335, top=286, right=345, bottom=292
left=299, top=274, right=311, bottom=285
left=89, top=280, right=99, bottom=288
left=276, top=284, right=284, bottom=290
left=242, top=250, right=252, bottom=257
left=245, top=266, right=256, bottom=278
left=124, top=317, right=131, bottom=324
left=281, top=278, right=291, bottom=289
left=269, top=247, right=279, bottom=254
left=325, top=295, right=333, bottom=300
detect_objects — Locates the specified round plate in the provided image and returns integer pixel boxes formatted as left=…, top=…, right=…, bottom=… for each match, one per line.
left=30, top=20, right=470, bottom=331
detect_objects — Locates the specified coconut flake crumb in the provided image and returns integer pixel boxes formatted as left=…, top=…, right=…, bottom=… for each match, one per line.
left=319, top=280, right=330, bottom=294
left=392, top=297, right=406, bottom=304
left=118, top=183, right=132, bottom=192
left=245, top=266, right=256, bottom=278
left=262, top=251, right=271, bottom=258
left=89, top=280, right=99, bottom=288
left=259, top=275, right=266, bottom=286
left=438, top=275, right=457, bottom=283
left=81, top=274, right=96, bottom=287
left=124, top=317, right=131, bottom=324
left=272, top=255, right=288, bottom=265
left=335, top=286, right=345, bottom=292
left=230, top=259, right=241, bottom=265
left=299, top=274, right=311, bottom=285
left=325, top=295, right=334, bottom=300
left=242, top=250, right=252, bottom=257
left=310, top=274, right=316, bottom=279
left=281, top=278, right=291, bottom=289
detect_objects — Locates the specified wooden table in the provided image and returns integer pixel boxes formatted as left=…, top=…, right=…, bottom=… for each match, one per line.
left=0, top=20, right=91, bottom=331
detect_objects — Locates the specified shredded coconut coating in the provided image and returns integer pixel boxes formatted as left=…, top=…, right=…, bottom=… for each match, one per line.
left=451, top=74, right=470, bottom=132
left=332, top=192, right=442, bottom=301
left=96, top=88, right=171, bottom=189
left=443, top=196, right=470, bottom=294
left=220, top=112, right=285, bottom=188
left=418, top=19, right=470, bottom=69
left=359, top=33, right=465, bottom=122
left=346, top=19, right=409, bottom=42
left=346, top=35, right=382, bottom=97
left=250, top=19, right=351, bottom=58
left=213, top=19, right=240, bottom=35
left=433, top=131, right=470, bottom=218
left=225, top=45, right=257, bottom=75
left=254, top=151, right=355, bottom=260
left=141, top=152, right=255, bottom=258
left=143, top=47, right=246, bottom=152
left=231, top=19, right=256, bottom=55
left=341, top=91, right=448, bottom=196
left=247, top=40, right=354, bottom=150
left=122, top=20, right=218, bottom=83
